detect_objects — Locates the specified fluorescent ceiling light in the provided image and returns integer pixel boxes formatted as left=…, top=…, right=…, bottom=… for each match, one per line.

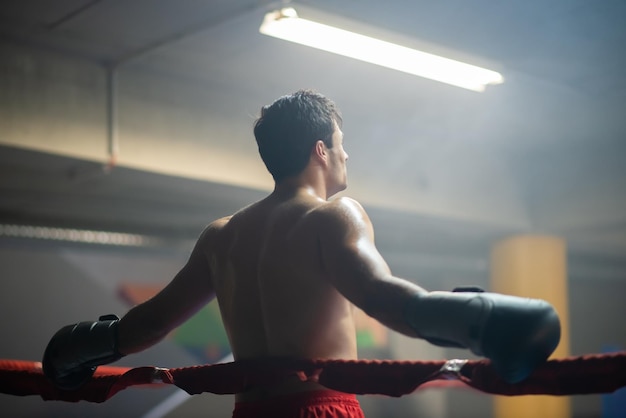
left=260, top=8, right=503, bottom=92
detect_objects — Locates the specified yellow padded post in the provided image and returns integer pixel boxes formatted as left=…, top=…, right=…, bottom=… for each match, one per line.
left=490, top=235, right=571, bottom=418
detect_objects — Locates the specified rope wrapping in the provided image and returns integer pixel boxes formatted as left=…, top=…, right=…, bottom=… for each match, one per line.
left=0, top=353, right=625, bottom=403
left=462, top=352, right=626, bottom=396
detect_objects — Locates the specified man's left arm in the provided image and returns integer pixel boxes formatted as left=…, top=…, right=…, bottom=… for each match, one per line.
left=117, top=226, right=216, bottom=354
left=42, top=224, right=218, bottom=390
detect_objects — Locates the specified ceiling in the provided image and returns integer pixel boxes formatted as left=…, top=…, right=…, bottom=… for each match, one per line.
left=0, top=0, right=625, bottom=265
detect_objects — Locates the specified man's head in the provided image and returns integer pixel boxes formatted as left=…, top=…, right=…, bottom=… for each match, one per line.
left=254, top=90, right=343, bottom=184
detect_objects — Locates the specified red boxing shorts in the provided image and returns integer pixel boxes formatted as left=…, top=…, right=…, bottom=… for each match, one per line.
left=232, top=390, right=365, bottom=418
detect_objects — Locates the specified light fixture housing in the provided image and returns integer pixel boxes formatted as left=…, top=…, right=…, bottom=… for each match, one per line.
left=260, top=8, right=503, bottom=92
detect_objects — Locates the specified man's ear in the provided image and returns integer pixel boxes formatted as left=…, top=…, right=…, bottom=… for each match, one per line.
left=311, top=140, right=328, bottom=165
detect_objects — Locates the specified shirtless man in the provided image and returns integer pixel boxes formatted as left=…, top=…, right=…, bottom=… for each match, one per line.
left=43, top=90, right=561, bottom=417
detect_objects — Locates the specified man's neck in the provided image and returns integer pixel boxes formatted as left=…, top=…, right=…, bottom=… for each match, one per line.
left=273, top=178, right=328, bottom=201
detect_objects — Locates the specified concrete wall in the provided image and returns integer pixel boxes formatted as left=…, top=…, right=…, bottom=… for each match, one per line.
left=0, top=41, right=271, bottom=190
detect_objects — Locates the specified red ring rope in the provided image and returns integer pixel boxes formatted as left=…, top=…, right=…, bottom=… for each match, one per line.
left=0, top=352, right=624, bottom=403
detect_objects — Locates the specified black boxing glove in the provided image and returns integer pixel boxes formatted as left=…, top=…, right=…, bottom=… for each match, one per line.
left=404, top=290, right=560, bottom=383
left=42, top=314, right=124, bottom=390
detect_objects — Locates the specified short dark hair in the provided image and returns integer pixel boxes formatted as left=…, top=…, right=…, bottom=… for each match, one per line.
left=254, top=90, right=342, bottom=182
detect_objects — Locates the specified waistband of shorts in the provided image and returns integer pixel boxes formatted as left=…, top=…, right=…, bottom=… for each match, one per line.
left=234, top=389, right=359, bottom=410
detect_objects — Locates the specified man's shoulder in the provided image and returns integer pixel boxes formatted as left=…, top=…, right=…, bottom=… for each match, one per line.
left=208, top=215, right=233, bottom=231
left=197, top=216, right=233, bottom=242
left=316, top=196, right=366, bottom=216
left=306, top=196, right=369, bottom=229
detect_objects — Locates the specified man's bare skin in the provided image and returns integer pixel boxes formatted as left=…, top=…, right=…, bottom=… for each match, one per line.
left=212, top=193, right=359, bottom=363
left=116, top=123, right=424, bottom=401
left=210, top=193, right=360, bottom=400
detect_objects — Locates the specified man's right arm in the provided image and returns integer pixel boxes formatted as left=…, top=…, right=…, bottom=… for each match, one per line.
left=314, top=197, right=561, bottom=383
left=313, top=196, right=427, bottom=337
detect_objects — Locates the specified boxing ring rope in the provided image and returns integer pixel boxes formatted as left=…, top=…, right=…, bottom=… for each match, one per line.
left=1, top=352, right=625, bottom=403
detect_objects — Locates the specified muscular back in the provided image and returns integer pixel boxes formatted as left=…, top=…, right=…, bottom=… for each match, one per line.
left=208, top=191, right=358, bottom=361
